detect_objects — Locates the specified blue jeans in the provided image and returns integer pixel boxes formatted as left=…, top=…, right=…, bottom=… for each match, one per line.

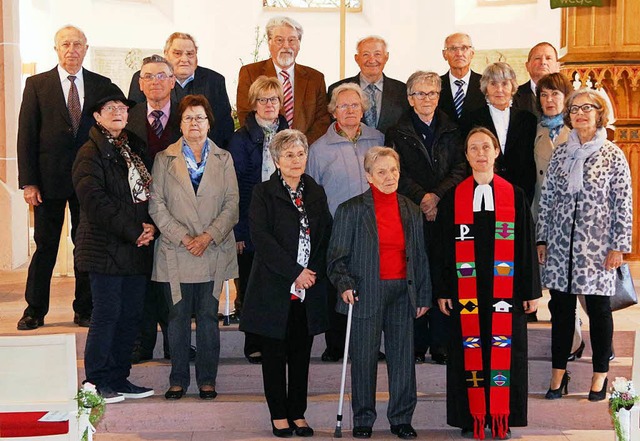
left=84, top=273, right=146, bottom=389
left=163, top=282, right=220, bottom=389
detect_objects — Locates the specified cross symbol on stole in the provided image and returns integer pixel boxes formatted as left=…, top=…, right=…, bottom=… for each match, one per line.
left=466, top=371, right=484, bottom=387
left=497, top=222, right=511, bottom=238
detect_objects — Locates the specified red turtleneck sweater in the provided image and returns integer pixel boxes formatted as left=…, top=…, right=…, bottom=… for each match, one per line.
left=370, top=184, right=407, bottom=280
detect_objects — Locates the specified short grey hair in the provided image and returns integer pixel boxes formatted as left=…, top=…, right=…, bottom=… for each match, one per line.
left=328, top=83, right=370, bottom=114
left=141, top=54, right=174, bottom=74
left=54, top=25, right=87, bottom=46
left=480, top=62, right=519, bottom=97
left=363, top=146, right=400, bottom=174
left=164, top=32, right=198, bottom=54
left=356, top=35, right=388, bottom=53
left=269, top=129, right=309, bottom=163
left=406, top=71, right=442, bottom=95
left=266, top=16, right=304, bottom=41
left=443, top=32, right=473, bottom=49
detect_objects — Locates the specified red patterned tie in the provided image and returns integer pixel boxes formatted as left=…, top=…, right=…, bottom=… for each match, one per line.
left=281, top=70, right=294, bottom=128
left=68, top=75, right=81, bottom=136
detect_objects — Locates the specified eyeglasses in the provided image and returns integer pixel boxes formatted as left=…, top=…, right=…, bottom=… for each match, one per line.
left=444, top=45, right=473, bottom=53
left=102, top=105, right=129, bottom=113
left=409, top=91, right=440, bottom=100
left=256, top=97, right=280, bottom=105
left=335, top=103, right=361, bottom=111
left=569, top=104, right=599, bottom=114
left=281, top=151, right=307, bottom=161
left=271, top=37, right=300, bottom=47
left=140, top=72, right=173, bottom=82
left=182, top=115, right=208, bottom=124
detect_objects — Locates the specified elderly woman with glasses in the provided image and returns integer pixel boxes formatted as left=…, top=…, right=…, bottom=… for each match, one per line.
left=150, top=94, right=239, bottom=401
left=537, top=89, right=632, bottom=402
left=307, top=82, right=384, bottom=363
left=386, top=70, right=466, bottom=365
left=240, top=129, right=332, bottom=437
left=465, top=62, right=537, bottom=203
left=228, top=75, right=289, bottom=364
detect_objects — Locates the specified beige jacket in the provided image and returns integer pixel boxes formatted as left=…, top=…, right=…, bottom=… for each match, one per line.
left=149, top=138, right=239, bottom=303
left=533, top=124, right=570, bottom=223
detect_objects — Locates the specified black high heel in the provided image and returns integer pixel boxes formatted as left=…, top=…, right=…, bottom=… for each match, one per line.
left=588, top=377, right=608, bottom=402
left=567, top=341, right=585, bottom=362
left=545, top=371, right=571, bottom=399
left=271, top=421, right=293, bottom=438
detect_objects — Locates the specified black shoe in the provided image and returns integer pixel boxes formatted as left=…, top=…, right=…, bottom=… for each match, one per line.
left=390, top=423, right=417, bottom=439
left=527, top=311, right=538, bottom=322
left=588, top=377, right=608, bottom=402
left=96, top=386, right=125, bottom=404
left=321, top=349, right=341, bottom=362
left=73, top=313, right=91, bottom=327
left=271, top=421, right=293, bottom=438
left=290, top=420, right=314, bottom=437
left=247, top=352, right=262, bottom=364
left=431, top=352, right=447, bottom=365
left=610, top=351, right=616, bottom=361
left=353, top=426, right=372, bottom=438
left=567, top=342, right=585, bottom=362
left=461, top=428, right=474, bottom=439
left=17, top=315, right=43, bottom=330
left=415, top=353, right=426, bottom=364
left=378, top=351, right=386, bottom=361
left=199, top=387, right=217, bottom=400
left=164, top=387, right=184, bottom=400
left=113, top=380, right=154, bottom=399
left=545, top=371, right=570, bottom=399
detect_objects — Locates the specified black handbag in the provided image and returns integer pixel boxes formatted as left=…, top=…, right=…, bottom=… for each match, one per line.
left=611, top=263, right=638, bottom=311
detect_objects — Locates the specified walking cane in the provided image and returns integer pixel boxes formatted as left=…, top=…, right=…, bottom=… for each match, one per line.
left=334, top=289, right=358, bottom=438
left=222, top=280, right=231, bottom=326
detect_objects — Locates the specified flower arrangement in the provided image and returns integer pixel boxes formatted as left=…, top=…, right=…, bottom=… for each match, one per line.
left=75, top=382, right=106, bottom=441
left=609, top=377, right=639, bottom=441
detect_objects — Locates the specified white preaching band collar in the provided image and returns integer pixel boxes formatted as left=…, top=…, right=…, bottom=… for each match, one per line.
left=473, top=184, right=494, bottom=212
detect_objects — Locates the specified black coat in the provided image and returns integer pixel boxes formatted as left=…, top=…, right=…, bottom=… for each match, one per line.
left=227, top=112, right=289, bottom=252
left=513, top=81, right=541, bottom=119
left=465, top=105, right=537, bottom=202
left=126, top=101, right=182, bottom=162
left=438, top=70, right=486, bottom=131
left=72, top=126, right=154, bottom=275
left=17, top=67, right=115, bottom=198
left=239, top=173, right=332, bottom=340
left=385, top=109, right=467, bottom=205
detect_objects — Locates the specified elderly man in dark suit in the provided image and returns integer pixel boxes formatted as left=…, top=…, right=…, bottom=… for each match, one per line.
left=327, top=36, right=409, bottom=135
left=128, top=32, right=234, bottom=148
left=127, top=54, right=181, bottom=363
left=438, top=33, right=485, bottom=130
left=236, top=16, right=331, bottom=145
left=16, top=25, right=115, bottom=330
left=513, top=42, right=560, bottom=119
left=328, top=147, right=431, bottom=439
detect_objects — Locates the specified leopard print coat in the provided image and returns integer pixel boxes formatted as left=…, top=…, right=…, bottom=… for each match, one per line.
left=537, top=139, right=632, bottom=296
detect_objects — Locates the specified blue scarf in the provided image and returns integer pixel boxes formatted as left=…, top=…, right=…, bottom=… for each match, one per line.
left=563, top=127, right=606, bottom=195
left=182, top=138, right=211, bottom=191
left=540, top=114, right=564, bottom=141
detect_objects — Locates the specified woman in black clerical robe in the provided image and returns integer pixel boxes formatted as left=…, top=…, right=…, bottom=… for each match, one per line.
left=434, top=127, right=541, bottom=440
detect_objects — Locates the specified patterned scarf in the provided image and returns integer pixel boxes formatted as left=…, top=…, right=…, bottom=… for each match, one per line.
left=334, top=121, right=362, bottom=143
left=280, top=170, right=311, bottom=301
left=182, top=138, right=211, bottom=190
left=540, top=114, right=564, bottom=141
left=256, top=115, right=279, bottom=182
left=454, top=175, right=515, bottom=440
left=562, top=127, right=606, bottom=195
left=98, top=123, right=151, bottom=203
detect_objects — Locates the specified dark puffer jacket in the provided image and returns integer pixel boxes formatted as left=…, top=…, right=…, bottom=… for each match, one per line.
left=385, top=109, right=467, bottom=206
left=72, top=126, right=153, bottom=275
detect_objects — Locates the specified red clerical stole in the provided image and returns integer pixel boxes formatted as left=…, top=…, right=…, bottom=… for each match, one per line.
left=454, top=176, right=514, bottom=440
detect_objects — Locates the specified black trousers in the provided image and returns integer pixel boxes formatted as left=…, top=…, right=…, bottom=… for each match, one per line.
left=549, top=289, right=613, bottom=372
left=237, top=250, right=261, bottom=356
left=324, top=283, right=347, bottom=357
left=413, top=307, right=449, bottom=356
left=136, top=280, right=170, bottom=357
left=261, top=300, right=314, bottom=421
left=24, top=196, right=92, bottom=318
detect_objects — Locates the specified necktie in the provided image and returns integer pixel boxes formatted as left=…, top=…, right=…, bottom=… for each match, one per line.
left=364, top=84, right=378, bottom=128
left=281, top=70, right=294, bottom=128
left=453, top=79, right=465, bottom=119
left=67, top=75, right=81, bottom=136
left=151, top=110, right=164, bottom=138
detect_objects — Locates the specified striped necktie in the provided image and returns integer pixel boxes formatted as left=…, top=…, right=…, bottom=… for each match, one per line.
left=67, top=75, right=81, bottom=136
left=364, top=84, right=378, bottom=128
left=150, top=110, right=164, bottom=138
left=281, top=70, right=294, bottom=128
left=453, top=79, right=465, bottom=119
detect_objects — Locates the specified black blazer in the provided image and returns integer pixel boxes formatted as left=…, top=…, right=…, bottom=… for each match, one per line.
left=327, top=73, right=410, bottom=135
left=126, top=101, right=181, bottom=160
left=239, top=173, right=332, bottom=340
left=17, top=66, right=115, bottom=198
left=513, top=81, right=540, bottom=119
left=466, top=105, right=537, bottom=202
left=438, top=70, right=485, bottom=131
left=128, top=66, right=234, bottom=148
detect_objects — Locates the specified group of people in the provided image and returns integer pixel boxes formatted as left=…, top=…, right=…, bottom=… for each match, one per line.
left=15, top=15, right=632, bottom=441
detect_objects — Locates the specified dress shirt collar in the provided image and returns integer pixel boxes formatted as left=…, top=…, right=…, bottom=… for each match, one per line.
left=176, top=73, right=195, bottom=88
left=448, top=69, right=471, bottom=94
left=58, top=65, right=85, bottom=109
left=529, top=79, right=537, bottom=96
left=146, top=100, right=171, bottom=127
left=359, top=74, right=384, bottom=93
